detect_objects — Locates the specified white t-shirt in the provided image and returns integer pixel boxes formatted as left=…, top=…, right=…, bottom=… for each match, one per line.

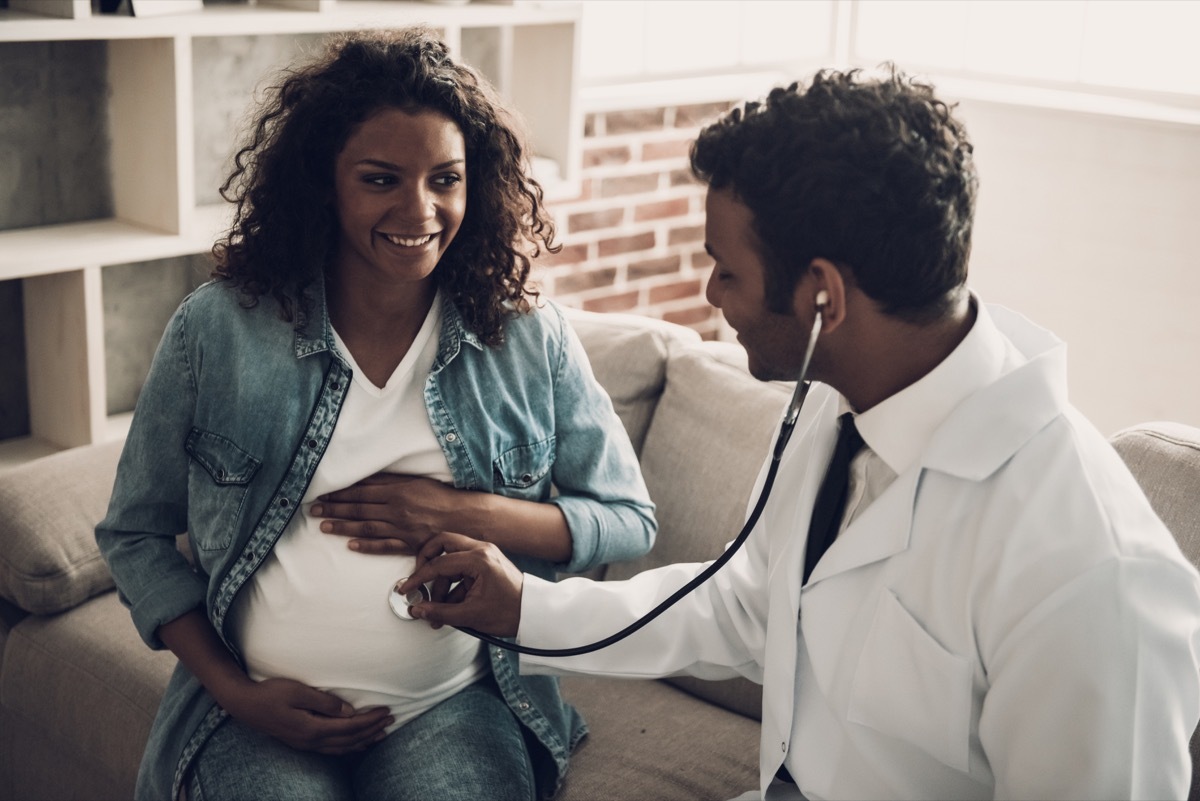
left=229, top=294, right=486, bottom=731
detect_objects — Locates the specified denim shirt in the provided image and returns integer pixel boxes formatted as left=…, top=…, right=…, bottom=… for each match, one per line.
left=95, top=280, right=656, bottom=800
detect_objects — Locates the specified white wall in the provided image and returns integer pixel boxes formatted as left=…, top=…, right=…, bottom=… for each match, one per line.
left=957, top=98, right=1200, bottom=435
left=575, top=0, right=1200, bottom=435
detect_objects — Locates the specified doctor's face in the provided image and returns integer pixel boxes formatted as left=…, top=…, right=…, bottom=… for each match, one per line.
left=704, top=188, right=811, bottom=382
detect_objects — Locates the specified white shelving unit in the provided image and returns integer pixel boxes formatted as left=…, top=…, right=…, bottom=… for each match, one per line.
left=0, top=0, right=582, bottom=469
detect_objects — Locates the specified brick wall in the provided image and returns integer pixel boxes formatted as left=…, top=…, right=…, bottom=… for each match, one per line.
left=536, top=99, right=737, bottom=340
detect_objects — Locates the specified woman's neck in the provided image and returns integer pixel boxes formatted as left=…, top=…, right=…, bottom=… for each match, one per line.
left=325, top=273, right=438, bottom=388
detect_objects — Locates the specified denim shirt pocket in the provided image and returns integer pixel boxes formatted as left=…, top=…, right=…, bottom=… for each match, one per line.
left=185, top=427, right=261, bottom=551
left=493, top=436, right=556, bottom=499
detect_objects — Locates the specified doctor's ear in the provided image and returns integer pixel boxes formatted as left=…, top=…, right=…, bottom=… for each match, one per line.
left=795, top=258, right=848, bottom=333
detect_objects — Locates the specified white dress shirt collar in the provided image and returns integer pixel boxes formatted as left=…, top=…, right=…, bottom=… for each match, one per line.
left=842, top=294, right=1013, bottom=478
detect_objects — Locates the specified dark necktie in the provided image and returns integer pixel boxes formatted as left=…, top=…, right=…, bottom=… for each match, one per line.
left=802, top=413, right=865, bottom=585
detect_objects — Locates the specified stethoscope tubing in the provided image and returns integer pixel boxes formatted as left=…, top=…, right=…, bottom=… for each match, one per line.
left=449, top=306, right=825, bottom=657
left=456, top=420, right=794, bottom=656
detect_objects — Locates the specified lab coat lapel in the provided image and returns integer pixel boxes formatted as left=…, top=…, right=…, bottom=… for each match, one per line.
left=800, top=304, right=1069, bottom=588
left=804, top=466, right=920, bottom=586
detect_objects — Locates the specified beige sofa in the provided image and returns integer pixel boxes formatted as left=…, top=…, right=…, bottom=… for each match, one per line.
left=2, top=307, right=1198, bottom=801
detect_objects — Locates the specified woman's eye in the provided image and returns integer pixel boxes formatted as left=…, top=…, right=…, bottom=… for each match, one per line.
left=433, top=174, right=463, bottom=188
left=363, top=174, right=396, bottom=187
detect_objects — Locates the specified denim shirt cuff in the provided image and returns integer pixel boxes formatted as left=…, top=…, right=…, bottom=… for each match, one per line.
left=130, top=569, right=208, bottom=650
left=551, top=496, right=609, bottom=574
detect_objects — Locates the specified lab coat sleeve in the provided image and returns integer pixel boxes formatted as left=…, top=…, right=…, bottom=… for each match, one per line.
left=979, top=555, right=1200, bottom=799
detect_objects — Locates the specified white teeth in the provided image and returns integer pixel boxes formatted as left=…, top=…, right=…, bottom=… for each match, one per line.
left=384, top=233, right=435, bottom=247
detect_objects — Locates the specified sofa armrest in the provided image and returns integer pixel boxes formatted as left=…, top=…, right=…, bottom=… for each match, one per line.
left=0, top=441, right=123, bottom=614
left=1111, top=421, right=1200, bottom=567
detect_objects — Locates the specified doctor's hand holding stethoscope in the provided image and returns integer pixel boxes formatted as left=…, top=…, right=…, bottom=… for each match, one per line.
left=391, top=291, right=830, bottom=656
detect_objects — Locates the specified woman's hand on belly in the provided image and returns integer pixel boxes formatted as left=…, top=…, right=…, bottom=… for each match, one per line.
left=219, top=675, right=394, bottom=755
left=311, top=471, right=572, bottom=563
left=311, top=473, right=456, bottom=555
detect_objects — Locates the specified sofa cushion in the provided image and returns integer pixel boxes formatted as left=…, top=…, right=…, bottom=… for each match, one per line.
left=558, top=675, right=758, bottom=800
left=607, top=343, right=790, bottom=578
left=563, top=307, right=701, bottom=454
left=0, top=591, right=175, bottom=800
left=606, top=343, right=791, bottom=720
left=0, top=441, right=123, bottom=614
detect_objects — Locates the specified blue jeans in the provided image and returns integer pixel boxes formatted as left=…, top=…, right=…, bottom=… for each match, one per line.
left=187, top=675, right=536, bottom=801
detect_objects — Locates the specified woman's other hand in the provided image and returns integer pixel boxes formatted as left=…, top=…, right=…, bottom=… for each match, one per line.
left=311, top=473, right=456, bottom=555
left=157, top=608, right=392, bottom=754
left=218, top=676, right=394, bottom=755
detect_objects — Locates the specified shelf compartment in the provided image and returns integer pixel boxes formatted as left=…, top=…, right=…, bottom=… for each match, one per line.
left=102, top=254, right=211, bottom=418
left=0, top=279, right=29, bottom=445
left=192, top=32, right=327, bottom=207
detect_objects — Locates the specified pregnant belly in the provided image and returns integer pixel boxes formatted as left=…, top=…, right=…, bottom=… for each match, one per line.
left=231, top=544, right=484, bottom=706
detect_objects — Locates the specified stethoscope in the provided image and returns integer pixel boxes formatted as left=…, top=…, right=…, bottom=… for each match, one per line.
left=389, top=292, right=829, bottom=657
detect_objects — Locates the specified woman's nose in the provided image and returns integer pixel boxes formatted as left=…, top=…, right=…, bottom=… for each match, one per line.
left=395, top=184, right=435, bottom=223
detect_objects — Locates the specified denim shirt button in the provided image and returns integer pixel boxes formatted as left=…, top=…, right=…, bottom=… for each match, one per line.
left=521, top=472, right=533, bottom=483
left=307, top=439, right=317, bottom=449
left=445, top=432, right=458, bottom=443
left=279, top=498, right=290, bottom=508
left=518, top=701, right=530, bottom=710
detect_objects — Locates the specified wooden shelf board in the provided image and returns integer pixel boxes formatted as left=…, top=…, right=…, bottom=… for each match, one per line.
left=0, top=1, right=580, bottom=42
left=0, top=215, right=227, bottom=281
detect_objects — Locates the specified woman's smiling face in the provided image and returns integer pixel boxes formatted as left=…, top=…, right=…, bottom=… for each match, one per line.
left=332, top=106, right=468, bottom=289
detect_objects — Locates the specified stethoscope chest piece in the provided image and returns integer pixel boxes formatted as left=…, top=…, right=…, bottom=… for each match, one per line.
left=388, top=577, right=431, bottom=620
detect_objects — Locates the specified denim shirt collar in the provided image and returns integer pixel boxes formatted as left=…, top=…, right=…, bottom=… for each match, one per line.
left=433, top=291, right=486, bottom=371
left=291, top=278, right=485, bottom=364
left=293, top=279, right=334, bottom=360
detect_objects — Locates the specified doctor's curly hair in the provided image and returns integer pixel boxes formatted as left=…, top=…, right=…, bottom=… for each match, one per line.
left=690, top=64, right=977, bottom=324
left=211, top=27, right=554, bottom=346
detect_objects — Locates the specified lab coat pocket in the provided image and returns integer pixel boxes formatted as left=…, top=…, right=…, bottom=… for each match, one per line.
left=847, top=588, right=972, bottom=774
left=493, top=435, right=555, bottom=498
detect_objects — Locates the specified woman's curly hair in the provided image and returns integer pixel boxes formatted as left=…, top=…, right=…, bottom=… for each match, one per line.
left=211, top=26, right=556, bottom=346
left=690, top=65, right=977, bottom=323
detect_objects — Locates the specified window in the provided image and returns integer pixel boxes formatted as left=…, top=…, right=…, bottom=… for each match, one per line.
left=581, top=0, right=1200, bottom=103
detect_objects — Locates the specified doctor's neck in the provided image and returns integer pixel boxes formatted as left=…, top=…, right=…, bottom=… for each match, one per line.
left=824, top=290, right=975, bottom=414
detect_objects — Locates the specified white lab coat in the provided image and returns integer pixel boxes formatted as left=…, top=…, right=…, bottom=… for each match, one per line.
left=520, top=304, right=1200, bottom=800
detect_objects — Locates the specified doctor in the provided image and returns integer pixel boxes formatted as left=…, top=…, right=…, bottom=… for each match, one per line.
left=402, top=66, right=1200, bottom=799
